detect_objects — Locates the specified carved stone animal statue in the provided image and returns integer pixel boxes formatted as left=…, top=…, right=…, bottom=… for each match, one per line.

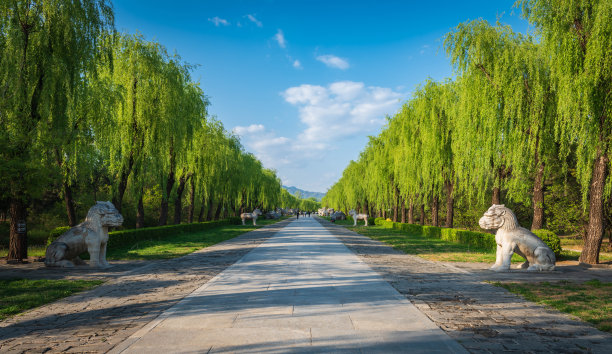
left=349, top=209, right=369, bottom=226
left=479, top=204, right=555, bottom=272
left=241, top=209, right=262, bottom=225
left=45, top=201, right=124, bottom=268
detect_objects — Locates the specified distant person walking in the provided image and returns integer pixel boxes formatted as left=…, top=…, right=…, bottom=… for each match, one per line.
left=296, top=210, right=299, bottom=219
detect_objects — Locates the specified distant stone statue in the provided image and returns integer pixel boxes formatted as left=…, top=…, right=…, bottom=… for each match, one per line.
left=479, top=204, right=555, bottom=272
left=241, top=208, right=262, bottom=225
left=349, top=209, right=369, bottom=226
left=45, top=201, right=123, bottom=268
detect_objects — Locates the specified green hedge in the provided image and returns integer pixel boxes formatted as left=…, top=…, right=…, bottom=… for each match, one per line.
left=47, top=226, right=71, bottom=245
left=533, top=229, right=562, bottom=256
left=47, top=218, right=242, bottom=248
left=376, top=220, right=560, bottom=254
left=374, top=217, right=385, bottom=226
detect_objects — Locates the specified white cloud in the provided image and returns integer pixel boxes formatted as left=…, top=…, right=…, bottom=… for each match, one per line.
left=316, top=54, right=349, bottom=70
left=293, top=60, right=302, bottom=69
left=208, top=17, right=230, bottom=26
left=232, top=81, right=403, bottom=193
left=246, top=14, right=263, bottom=27
left=274, top=29, right=286, bottom=48
left=282, top=81, right=402, bottom=144
left=233, top=124, right=265, bottom=136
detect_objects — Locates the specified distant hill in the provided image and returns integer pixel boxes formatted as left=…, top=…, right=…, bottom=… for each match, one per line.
left=283, top=186, right=325, bottom=201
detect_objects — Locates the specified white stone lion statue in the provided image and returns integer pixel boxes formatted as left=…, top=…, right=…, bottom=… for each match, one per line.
left=479, top=204, right=555, bottom=272
left=349, top=209, right=369, bottom=226
left=45, top=201, right=123, bottom=268
left=240, top=208, right=262, bottom=225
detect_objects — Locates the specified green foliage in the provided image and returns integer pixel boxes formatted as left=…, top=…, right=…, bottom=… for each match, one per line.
left=47, top=226, right=71, bottom=246
left=374, top=217, right=385, bottom=225
left=533, top=229, right=562, bottom=256
left=107, top=219, right=234, bottom=249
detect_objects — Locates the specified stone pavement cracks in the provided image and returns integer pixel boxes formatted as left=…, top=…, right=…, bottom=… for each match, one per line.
left=112, top=217, right=466, bottom=353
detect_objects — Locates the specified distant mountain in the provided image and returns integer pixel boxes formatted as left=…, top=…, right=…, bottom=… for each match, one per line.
left=283, top=186, right=325, bottom=201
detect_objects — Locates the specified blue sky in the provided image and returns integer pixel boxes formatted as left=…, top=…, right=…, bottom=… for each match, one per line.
left=113, top=0, right=530, bottom=193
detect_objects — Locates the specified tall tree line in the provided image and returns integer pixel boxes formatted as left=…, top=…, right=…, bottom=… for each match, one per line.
left=324, top=0, right=612, bottom=264
left=0, top=1, right=290, bottom=262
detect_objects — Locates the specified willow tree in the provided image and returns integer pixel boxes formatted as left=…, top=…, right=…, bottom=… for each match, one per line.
left=519, top=0, right=612, bottom=263
left=0, top=0, right=114, bottom=261
left=446, top=20, right=559, bottom=230
left=412, top=80, right=457, bottom=227
left=394, top=102, right=423, bottom=224
left=445, top=21, right=524, bottom=206
left=95, top=34, right=169, bottom=215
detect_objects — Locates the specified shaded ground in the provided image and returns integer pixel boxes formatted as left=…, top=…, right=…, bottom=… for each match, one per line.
left=0, top=219, right=292, bottom=353
left=316, top=217, right=612, bottom=353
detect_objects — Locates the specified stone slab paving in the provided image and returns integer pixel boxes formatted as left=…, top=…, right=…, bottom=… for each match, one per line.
left=316, top=218, right=612, bottom=353
left=113, top=217, right=467, bottom=353
left=0, top=219, right=293, bottom=353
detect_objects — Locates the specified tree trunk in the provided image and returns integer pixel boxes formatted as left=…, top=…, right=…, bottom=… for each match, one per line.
left=55, top=146, right=77, bottom=227
left=8, top=196, right=28, bottom=262
left=408, top=201, right=414, bottom=224
left=188, top=178, right=196, bottom=223
left=136, top=193, right=145, bottom=229
left=63, top=180, right=77, bottom=227
left=432, top=196, right=439, bottom=227
left=376, top=209, right=381, bottom=218
left=206, top=197, right=215, bottom=221
left=112, top=154, right=133, bottom=214
left=420, top=204, right=425, bottom=225
left=400, top=197, right=406, bottom=223
left=173, top=171, right=192, bottom=224
left=445, top=180, right=454, bottom=228
left=531, top=160, right=545, bottom=230
left=198, top=195, right=207, bottom=222
left=580, top=153, right=609, bottom=264
left=393, top=185, right=399, bottom=222
left=382, top=209, right=386, bottom=219
left=214, top=199, right=223, bottom=220
left=491, top=187, right=501, bottom=205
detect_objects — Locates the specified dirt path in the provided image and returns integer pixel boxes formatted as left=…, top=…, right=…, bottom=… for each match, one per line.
left=0, top=219, right=291, bottom=353
left=315, top=218, right=612, bottom=354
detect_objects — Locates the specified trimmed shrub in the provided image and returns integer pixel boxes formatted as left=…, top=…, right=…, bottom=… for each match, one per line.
left=533, top=229, right=562, bottom=256
left=422, top=226, right=442, bottom=238
left=47, top=226, right=71, bottom=246
left=367, top=217, right=376, bottom=226
left=374, top=217, right=385, bottom=225
left=107, top=219, right=233, bottom=249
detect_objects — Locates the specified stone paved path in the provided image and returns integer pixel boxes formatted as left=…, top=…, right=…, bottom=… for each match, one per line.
left=317, top=218, right=612, bottom=354
left=112, top=217, right=466, bottom=353
left=0, top=219, right=292, bottom=353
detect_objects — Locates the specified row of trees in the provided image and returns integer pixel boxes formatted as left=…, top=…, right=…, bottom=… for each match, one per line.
left=0, top=1, right=300, bottom=262
left=323, top=0, right=611, bottom=264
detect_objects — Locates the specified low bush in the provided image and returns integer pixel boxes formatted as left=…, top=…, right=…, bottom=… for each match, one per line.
left=108, top=219, right=236, bottom=249
left=371, top=220, right=560, bottom=255
left=533, top=229, right=562, bottom=256
left=45, top=219, right=239, bottom=249
left=47, top=226, right=71, bottom=245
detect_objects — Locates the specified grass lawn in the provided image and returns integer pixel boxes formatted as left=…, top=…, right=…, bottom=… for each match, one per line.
left=492, top=279, right=612, bottom=333
left=330, top=219, right=612, bottom=263
left=0, top=279, right=104, bottom=321
left=0, top=217, right=288, bottom=260
left=107, top=218, right=286, bottom=260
